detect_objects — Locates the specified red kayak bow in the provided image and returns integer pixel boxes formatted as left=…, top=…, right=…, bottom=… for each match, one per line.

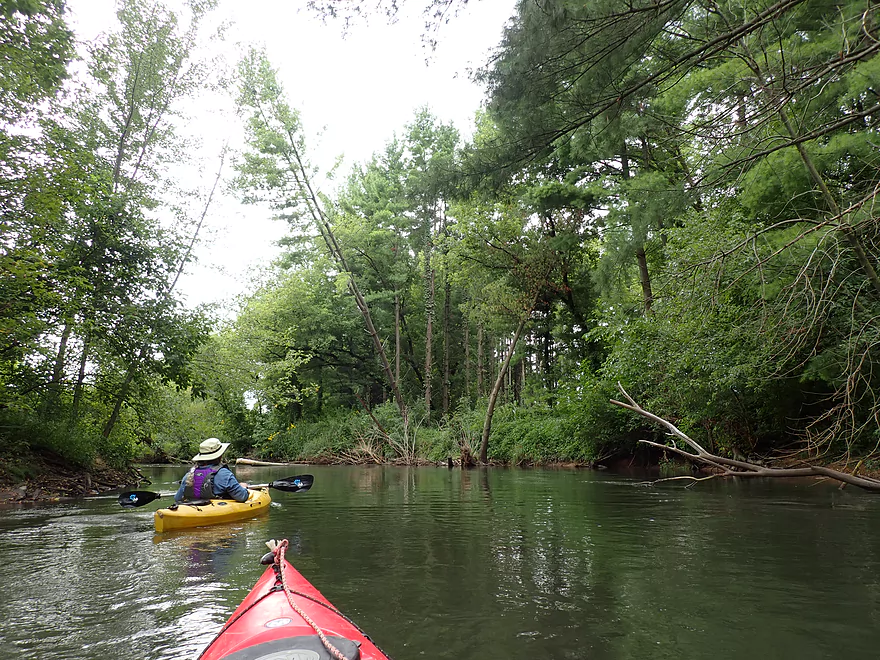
left=198, top=539, right=392, bottom=660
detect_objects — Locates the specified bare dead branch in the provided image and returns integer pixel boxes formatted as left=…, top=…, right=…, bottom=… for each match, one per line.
left=611, top=383, right=880, bottom=491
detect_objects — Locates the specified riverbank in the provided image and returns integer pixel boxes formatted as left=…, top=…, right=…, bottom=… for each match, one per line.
left=0, top=448, right=143, bottom=504
left=2, top=446, right=876, bottom=505
left=0, top=448, right=599, bottom=504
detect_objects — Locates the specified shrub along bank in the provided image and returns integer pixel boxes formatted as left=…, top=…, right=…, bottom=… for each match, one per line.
left=193, top=398, right=655, bottom=468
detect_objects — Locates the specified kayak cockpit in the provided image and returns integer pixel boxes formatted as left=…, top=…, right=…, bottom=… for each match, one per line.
left=218, top=635, right=361, bottom=660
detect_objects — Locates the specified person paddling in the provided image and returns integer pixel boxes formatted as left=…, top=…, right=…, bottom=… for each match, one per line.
left=174, top=438, right=250, bottom=503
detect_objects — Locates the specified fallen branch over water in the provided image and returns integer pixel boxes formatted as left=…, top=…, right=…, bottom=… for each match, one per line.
left=610, top=383, right=880, bottom=492
left=235, top=458, right=293, bottom=467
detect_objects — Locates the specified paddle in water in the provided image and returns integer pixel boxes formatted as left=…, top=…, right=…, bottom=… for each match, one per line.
left=117, top=474, right=315, bottom=508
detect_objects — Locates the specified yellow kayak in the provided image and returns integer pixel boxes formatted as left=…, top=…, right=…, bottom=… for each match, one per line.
left=154, top=488, right=271, bottom=533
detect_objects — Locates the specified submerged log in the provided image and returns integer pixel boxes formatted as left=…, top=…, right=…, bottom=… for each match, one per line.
left=610, top=383, right=880, bottom=492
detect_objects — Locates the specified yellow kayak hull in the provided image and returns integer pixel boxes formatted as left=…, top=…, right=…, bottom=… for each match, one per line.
left=154, top=488, right=271, bottom=533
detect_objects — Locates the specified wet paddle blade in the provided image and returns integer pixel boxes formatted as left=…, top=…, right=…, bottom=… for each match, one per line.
left=118, top=490, right=162, bottom=508
left=267, top=474, right=314, bottom=493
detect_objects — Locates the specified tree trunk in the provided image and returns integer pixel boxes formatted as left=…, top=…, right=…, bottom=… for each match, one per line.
left=71, top=333, right=91, bottom=419
left=276, top=119, right=408, bottom=421
left=506, top=337, right=512, bottom=399
left=464, top=320, right=471, bottom=398
left=636, top=247, right=654, bottom=313
left=424, top=236, right=435, bottom=415
left=102, top=149, right=224, bottom=437
left=46, top=321, right=72, bottom=414
left=610, top=383, right=880, bottom=492
left=103, top=358, right=138, bottom=438
left=623, top=144, right=654, bottom=314
left=398, top=305, right=424, bottom=384
left=542, top=325, right=553, bottom=391
left=479, top=313, right=531, bottom=464
left=51, top=322, right=72, bottom=387
left=317, top=368, right=323, bottom=416
left=477, top=324, right=484, bottom=397
left=395, top=293, right=401, bottom=388
left=745, top=51, right=880, bottom=298
left=442, top=275, right=451, bottom=416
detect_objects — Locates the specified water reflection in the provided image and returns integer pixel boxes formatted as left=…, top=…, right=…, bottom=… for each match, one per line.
left=460, top=466, right=492, bottom=502
left=1, top=466, right=879, bottom=659
left=154, top=525, right=246, bottom=578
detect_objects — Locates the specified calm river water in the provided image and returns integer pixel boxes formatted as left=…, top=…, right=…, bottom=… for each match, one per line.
left=0, top=465, right=878, bottom=658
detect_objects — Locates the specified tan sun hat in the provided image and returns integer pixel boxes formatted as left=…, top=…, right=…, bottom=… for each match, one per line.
left=193, top=437, right=230, bottom=462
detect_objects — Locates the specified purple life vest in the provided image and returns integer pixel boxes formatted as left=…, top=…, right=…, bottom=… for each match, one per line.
left=184, top=466, right=219, bottom=500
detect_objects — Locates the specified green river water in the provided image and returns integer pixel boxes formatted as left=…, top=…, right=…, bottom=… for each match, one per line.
left=0, top=465, right=878, bottom=659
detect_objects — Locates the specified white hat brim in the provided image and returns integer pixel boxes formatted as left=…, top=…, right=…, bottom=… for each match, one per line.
left=192, top=442, right=231, bottom=462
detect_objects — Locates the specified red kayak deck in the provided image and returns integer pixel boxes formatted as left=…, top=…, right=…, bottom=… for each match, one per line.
left=198, top=553, right=391, bottom=660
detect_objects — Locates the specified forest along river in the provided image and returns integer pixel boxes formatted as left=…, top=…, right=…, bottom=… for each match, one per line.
left=1, top=466, right=879, bottom=659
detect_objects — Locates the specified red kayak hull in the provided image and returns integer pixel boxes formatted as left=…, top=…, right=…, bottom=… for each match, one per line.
left=198, top=558, right=391, bottom=660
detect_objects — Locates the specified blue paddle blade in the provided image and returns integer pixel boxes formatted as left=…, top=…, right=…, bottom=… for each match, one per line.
left=118, top=490, right=162, bottom=508
left=267, top=474, right=314, bottom=492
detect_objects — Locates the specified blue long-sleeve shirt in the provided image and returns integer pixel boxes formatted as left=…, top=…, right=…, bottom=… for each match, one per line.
left=174, top=465, right=249, bottom=503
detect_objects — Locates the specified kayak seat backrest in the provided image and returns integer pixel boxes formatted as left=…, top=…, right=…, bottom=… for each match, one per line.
left=218, top=635, right=361, bottom=660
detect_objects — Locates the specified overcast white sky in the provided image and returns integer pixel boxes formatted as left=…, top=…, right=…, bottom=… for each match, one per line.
left=65, top=0, right=516, bottom=312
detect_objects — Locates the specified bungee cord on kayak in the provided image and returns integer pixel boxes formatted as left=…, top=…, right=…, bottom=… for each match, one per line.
left=271, top=538, right=352, bottom=660
left=197, top=539, right=351, bottom=660
left=197, top=537, right=393, bottom=660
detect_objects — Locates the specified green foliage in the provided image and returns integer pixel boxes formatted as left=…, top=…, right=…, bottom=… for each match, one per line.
left=253, top=410, right=373, bottom=461
left=6, top=0, right=877, bottom=476
left=138, top=384, right=227, bottom=461
left=0, top=0, right=219, bottom=472
left=485, top=404, right=567, bottom=464
left=93, top=411, right=141, bottom=468
left=131, top=0, right=880, bottom=470
left=556, top=376, right=643, bottom=460
left=241, top=394, right=631, bottom=466
left=0, top=406, right=136, bottom=468
left=0, top=0, right=73, bottom=123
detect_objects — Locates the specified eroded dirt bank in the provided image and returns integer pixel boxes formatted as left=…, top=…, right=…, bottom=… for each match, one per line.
left=0, top=449, right=144, bottom=504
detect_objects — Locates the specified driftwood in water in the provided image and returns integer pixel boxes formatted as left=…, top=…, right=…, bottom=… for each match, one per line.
left=235, top=458, right=291, bottom=467
left=610, top=383, right=880, bottom=492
